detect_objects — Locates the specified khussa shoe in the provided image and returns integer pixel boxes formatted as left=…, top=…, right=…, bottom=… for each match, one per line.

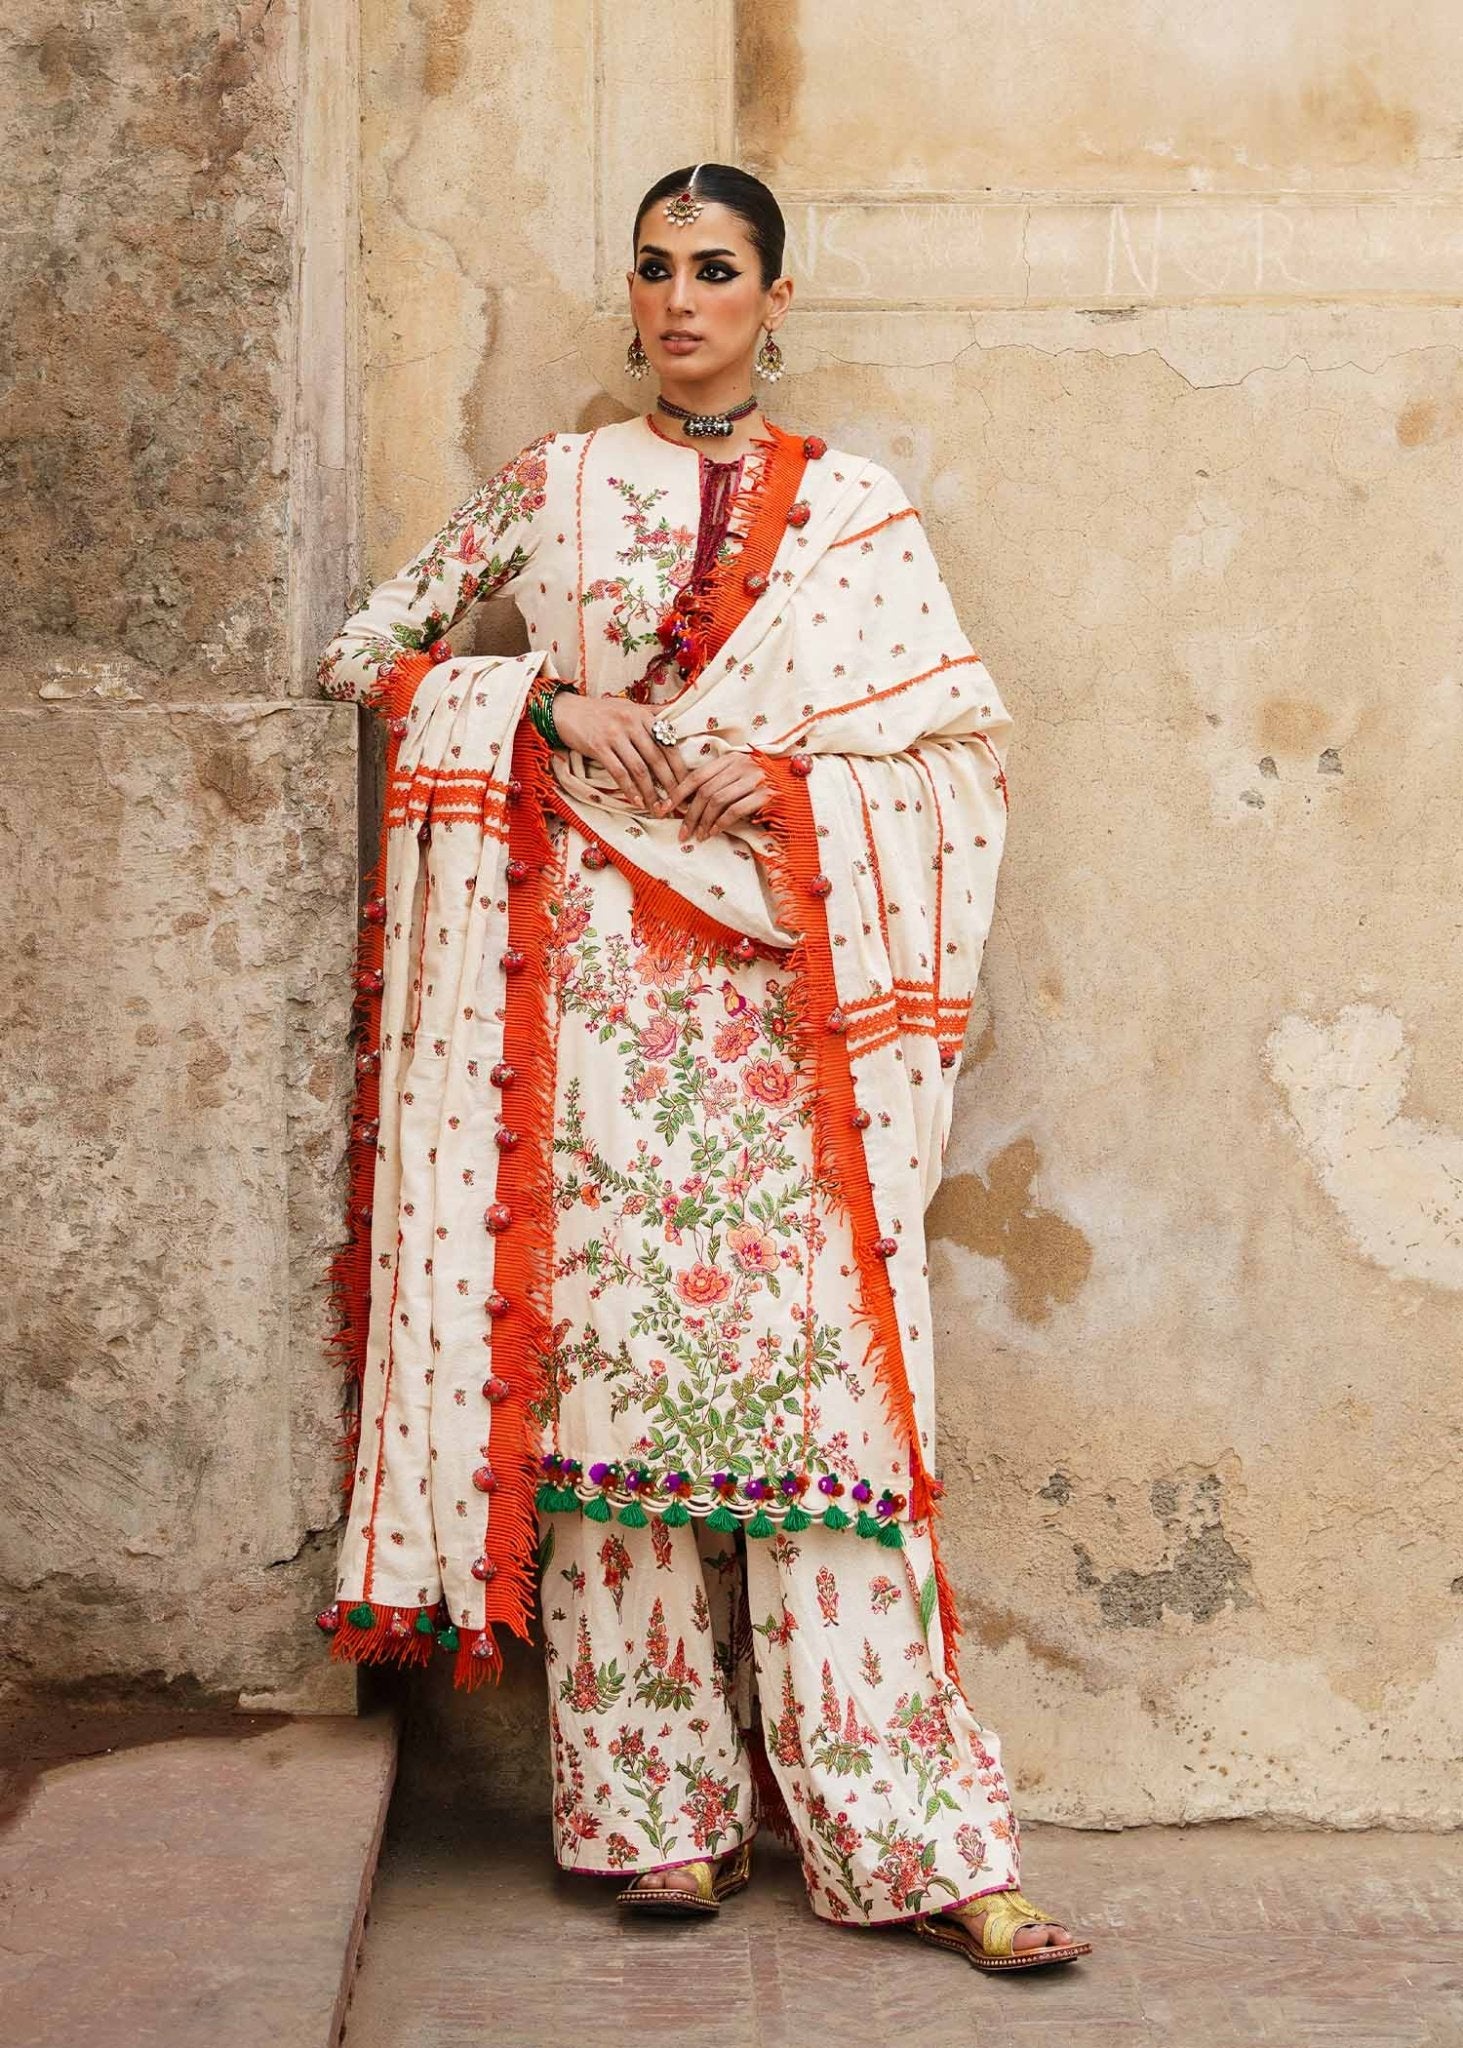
left=615, top=1839, right=753, bottom=1918
left=914, top=1886, right=1093, bottom=1970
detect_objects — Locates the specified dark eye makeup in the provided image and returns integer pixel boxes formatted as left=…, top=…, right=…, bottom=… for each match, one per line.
left=636, top=259, right=739, bottom=283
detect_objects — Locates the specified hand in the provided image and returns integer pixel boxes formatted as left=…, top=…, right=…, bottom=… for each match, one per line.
left=550, top=691, right=689, bottom=812
left=655, top=752, right=773, bottom=842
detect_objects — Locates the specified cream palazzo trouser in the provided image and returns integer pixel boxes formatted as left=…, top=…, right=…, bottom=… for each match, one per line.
left=538, top=1510, right=1022, bottom=1925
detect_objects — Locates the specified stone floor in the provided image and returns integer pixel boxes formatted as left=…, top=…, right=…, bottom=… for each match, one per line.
left=342, top=1806, right=1463, bottom=2048
left=0, top=1712, right=398, bottom=2048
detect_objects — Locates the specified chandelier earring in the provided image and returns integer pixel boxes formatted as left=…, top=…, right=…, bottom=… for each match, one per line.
left=624, top=328, right=651, bottom=379
left=754, top=326, right=785, bottom=382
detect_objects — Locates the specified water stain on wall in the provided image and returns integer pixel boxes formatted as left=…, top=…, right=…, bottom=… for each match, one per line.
left=927, top=1137, right=1091, bottom=1323
left=411, top=0, right=474, bottom=99
left=1266, top=1004, right=1463, bottom=1290
left=1073, top=1473, right=1256, bottom=1629
left=734, top=0, right=806, bottom=174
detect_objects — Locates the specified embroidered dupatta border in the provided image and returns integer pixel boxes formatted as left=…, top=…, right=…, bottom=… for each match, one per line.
left=324, top=648, right=435, bottom=1511
left=323, top=653, right=563, bottom=1691
left=752, top=753, right=964, bottom=1683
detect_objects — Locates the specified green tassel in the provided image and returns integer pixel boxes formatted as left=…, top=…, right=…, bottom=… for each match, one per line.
left=618, top=1500, right=649, bottom=1528
left=706, top=1503, right=739, bottom=1533
left=413, top=1609, right=437, bottom=1635
left=661, top=1499, right=691, bottom=1527
left=346, top=1602, right=376, bottom=1629
left=855, top=1510, right=882, bottom=1540
left=782, top=1504, right=812, bottom=1533
left=821, top=1504, right=852, bottom=1532
left=583, top=1494, right=613, bottom=1523
left=875, top=1519, right=905, bottom=1549
left=746, top=1508, right=775, bottom=1538
left=435, top=1624, right=460, bottom=1651
left=535, top=1483, right=560, bottom=1513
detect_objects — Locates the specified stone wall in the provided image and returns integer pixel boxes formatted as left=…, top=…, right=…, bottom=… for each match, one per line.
left=0, top=0, right=358, bottom=1712
left=368, top=0, right=1463, bottom=1826
left=5, top=0, right=1459, bottom=1815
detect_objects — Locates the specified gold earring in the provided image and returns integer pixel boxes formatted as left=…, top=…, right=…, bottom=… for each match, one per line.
left=625, top=329, right=651, bottom=379
left=754, top=327, right=784, bottom=382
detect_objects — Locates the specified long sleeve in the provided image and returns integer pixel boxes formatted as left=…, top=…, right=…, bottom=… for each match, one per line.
left=316, top=431, right=558, bottom=708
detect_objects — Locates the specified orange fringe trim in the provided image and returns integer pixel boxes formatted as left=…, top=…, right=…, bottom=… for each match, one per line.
left=541, top=786, right=779, bottom=969
left=752, top=750, right=964, bottom=1680
left=324, top=649, right=435, bottom=1511
left=328, top=1600, right=506, bottom=1694
left=826, top=504, right=921, bottom=550
left=698, top=423, right=808, bottom=668
left=468, top=714, right=562, bottom=1677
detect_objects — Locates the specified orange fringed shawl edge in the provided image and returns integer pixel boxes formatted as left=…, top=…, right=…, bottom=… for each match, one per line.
left=753, top=752, right=964, bottom=1683
left=324, top=650, right=566, bottom=1690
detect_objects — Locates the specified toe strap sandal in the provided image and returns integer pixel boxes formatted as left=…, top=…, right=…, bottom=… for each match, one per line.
left=615, top=1838, right=753, bottom=1917
left=915, top=1886, right=1093, bottom=1970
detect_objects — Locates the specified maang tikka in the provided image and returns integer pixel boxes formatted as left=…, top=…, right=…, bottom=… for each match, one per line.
left=663, top=166, right=705, bottom=225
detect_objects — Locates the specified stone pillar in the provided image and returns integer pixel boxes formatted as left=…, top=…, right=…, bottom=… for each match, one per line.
left=0, top=0, right=362, bottom=1712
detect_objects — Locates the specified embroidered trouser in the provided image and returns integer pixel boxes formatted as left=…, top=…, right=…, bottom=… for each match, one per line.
left=539, top=1511, right=1022, bottom=1924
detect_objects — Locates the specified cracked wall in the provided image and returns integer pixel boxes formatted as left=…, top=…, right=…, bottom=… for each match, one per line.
left=357, top=0, right=1462, bottom=1826
left=0, top=0, right=360, bottom=1715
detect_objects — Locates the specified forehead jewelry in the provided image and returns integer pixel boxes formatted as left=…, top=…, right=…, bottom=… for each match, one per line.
left=663, top=166, right=704, bottom=225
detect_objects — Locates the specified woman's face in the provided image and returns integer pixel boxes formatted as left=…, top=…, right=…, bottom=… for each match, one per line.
left=627, top=199, right=790, bottom=387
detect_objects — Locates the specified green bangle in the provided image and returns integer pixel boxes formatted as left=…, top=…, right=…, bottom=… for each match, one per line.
left=530, top=681, right=574, bottom=749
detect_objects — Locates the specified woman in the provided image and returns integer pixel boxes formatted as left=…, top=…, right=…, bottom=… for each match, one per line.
left=313, top=161, right=1090, bottom=1972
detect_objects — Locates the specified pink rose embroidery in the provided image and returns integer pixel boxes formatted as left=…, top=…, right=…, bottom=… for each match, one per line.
left=714, top=1018, right=758, bottom=1062
left=675, top=1263, right=731, bottom=1307
left=743, top=1060, right=795, bottom=1108
left=639, top=1013, right=679, bottom=1059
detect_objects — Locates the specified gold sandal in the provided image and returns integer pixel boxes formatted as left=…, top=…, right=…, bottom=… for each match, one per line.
left=915, top=1886, right=1093, bottom=1971
left=615, top=1839, right=753, bottom=1918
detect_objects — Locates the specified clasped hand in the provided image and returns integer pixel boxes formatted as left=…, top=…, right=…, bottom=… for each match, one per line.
left=551, top=691, right=771, bottom=843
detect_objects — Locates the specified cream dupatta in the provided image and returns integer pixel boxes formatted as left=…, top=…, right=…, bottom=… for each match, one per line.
left=320, top=428, right=1011, bottom=1688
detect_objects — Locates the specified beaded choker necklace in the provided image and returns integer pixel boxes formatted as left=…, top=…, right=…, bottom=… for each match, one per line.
left=656, top=393, right=758, bottom=440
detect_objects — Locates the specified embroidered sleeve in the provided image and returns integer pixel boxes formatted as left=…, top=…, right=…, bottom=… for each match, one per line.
left=315, top=431, right=556, bottom=707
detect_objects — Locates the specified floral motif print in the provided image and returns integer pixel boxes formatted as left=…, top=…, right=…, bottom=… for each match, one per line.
left=598, top=1532, right=632, bottom=1618
left=316, top=433, right=553, bottom=704
left=538, top=847, right=900, bottom=1494
left=541, top=1507, right=1019, bottom=1920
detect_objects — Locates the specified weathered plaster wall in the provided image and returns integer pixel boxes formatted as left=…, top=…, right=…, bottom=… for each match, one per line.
left=9, top=0, right=1455, bottom=1815
left=366, top=0, right=1462, bottom=1825
left=0, top=0, right=358, bottom=1712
